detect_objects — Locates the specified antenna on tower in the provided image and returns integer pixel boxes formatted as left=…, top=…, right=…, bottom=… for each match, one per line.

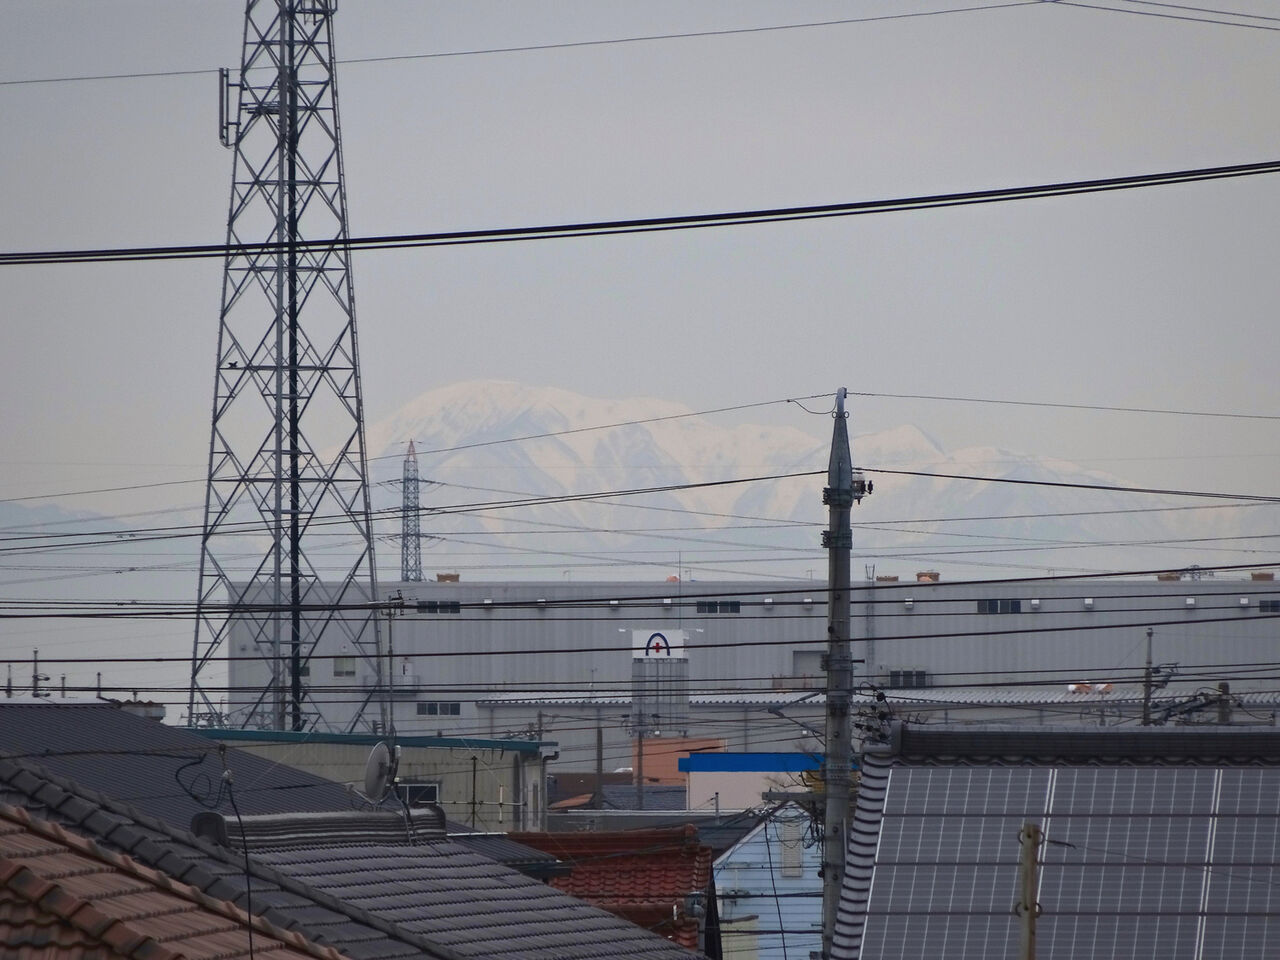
left=402, top=441, right=423, bottom=582
left=188, top=0, right=385, bottom=734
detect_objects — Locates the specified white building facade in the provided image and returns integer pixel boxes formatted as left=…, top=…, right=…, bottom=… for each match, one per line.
left=225, top=574, right=1280, bottom=767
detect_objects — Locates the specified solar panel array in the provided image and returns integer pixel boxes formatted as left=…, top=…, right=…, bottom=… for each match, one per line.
left=853, top=763, right=1280, bottom=959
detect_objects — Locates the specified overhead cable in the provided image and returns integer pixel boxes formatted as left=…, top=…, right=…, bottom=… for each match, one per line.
left=5, top=160, right=1280, bottom=267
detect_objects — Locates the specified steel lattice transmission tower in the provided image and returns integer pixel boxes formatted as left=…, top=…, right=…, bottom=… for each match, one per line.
left=188, top=0, right=385, bottom=733
left=401, top=442, right=423, bottom=582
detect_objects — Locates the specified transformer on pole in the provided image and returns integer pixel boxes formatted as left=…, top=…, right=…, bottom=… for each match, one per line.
left=401, top=441, right=423, bottom=582
left=188, top=0, right=385, bottom=733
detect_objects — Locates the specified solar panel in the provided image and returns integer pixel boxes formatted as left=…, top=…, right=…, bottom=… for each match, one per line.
left=846, top=761, right=1280, bottom=960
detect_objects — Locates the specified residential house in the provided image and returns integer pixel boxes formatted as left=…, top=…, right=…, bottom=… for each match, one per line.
left=714, top=802, right=821, bottom=960
left=0, top=702, right=703, bottom=960
left=197, top=728, right=556, bottom=832
left=0, top=802, right=344, bottom=960
left=834, top=723, right=1280, bottom=960
left=510, top=826, right=719, bottom=956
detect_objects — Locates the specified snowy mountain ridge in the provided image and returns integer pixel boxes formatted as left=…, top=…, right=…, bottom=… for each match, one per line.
left=364, top=381, right=1259, bottom=581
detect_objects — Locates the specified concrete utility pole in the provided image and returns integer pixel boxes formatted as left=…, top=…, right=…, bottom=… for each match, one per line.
left=1014, top=822, right=1043, bottom=960
left=594, top=721, right=604, bottom=809
left=1142, top=627, right=1154, bottom=725
left=820, top=387, right=870, bottom=957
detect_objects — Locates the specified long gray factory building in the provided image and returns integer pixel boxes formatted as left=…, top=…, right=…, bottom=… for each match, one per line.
left=227, top=574, right=1280, bottom=769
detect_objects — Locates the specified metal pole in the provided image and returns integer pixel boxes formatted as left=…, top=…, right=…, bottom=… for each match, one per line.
left=821, top=387, right=858, bottom=957
left=1015, top=822, right=1042, bottom=960
left=636, top=727, right=645, bottom=811
left=594, top=719, right=604, bottom=809
left=1142, top=627, right=1154, bottom=726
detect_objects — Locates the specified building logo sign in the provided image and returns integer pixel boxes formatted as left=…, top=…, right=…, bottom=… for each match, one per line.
left=631, top=628, right=686, bottom=659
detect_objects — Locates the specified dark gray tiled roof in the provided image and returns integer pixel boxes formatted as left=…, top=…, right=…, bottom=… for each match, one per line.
left=891, top=722, right=1280, bottom=763
left=447, top=831, right=567, bottom=878
left=0, top=702, right=370, bottom=829
left=601, top=784, right=687, bottom=811
left=254, top=842, right=695, bottom=960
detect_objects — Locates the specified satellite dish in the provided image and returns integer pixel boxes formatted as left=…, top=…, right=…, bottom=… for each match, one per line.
left=363, top=740, right=399, bottom=802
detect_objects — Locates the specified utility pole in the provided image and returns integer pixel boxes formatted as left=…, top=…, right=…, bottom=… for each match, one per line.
left=821, top=387, right=870, bottom=957
left=594, top=720, right=604, bottom=809
left=636, top=727, right=646, bottom=811
left=1014, top=822, right=1042, bottom=960
left=385, top=590, right=404, bottom=738
left=31, top=650, right=49, bottom=699
left=1142, top=627, right=1154, bottom=726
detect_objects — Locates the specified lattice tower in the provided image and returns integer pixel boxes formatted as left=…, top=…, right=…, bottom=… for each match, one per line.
left=401, top=441, right=423, bottom=582
left=188, top=0, right=385, bottom=733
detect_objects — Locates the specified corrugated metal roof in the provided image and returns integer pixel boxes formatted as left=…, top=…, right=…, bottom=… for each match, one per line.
left=202, top=728, right=546, bottom=755
left=480, top=686, right=1280, bottom=709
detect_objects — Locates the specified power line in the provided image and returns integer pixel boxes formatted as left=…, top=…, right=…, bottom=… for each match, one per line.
left=1, top=558, right=1276, bottom=614
left=0, top=3, right=1042, bottom=87
left=1106, top=0, right=1280, bottom=23
left=0, top=393, right=824, bottom=506
left=1052, top=0, right=1280, bottom=29
left=5, top=159, right=1280, bottom=267
left=1, top=465, right=1273, bottom=559
left=847, top=390, right=1280, bottom=421
left=866, top=467, right=1280, bottom=502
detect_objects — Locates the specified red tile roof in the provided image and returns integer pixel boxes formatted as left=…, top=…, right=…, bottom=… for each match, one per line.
left=509, top=826, right=712, bottom=951
left=0, top=803, right=348, bottom=960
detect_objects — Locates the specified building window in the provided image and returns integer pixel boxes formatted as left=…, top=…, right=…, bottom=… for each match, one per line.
left=977, top=599, right=1022, bottom=614
left=888, top=670, right=928, bottom=688
left=696, top=600, right=741, bottom=614
left=1260, top=600, right=1280, bottom=613
left=289, top=663, right=310, bottom=678
left=398, top=781, right=440, bottom=806
left=416, top=600, right=461, bottom=614
left=417, top=701, right=461, bottom=716
left=332, top=657, right=356, bottom=678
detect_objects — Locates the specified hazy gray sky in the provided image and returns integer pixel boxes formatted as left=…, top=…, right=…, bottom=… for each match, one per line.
left=2, top=0, right=1278, bottom=504
left=3, top=0, right=1279, bottom=710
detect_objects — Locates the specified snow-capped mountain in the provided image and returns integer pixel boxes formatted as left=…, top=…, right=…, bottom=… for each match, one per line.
left=366, top=381, right=1266, bottom=581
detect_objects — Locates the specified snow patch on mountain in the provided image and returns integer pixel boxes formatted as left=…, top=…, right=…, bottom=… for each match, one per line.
left=364, top=381, right=1266, bottom=581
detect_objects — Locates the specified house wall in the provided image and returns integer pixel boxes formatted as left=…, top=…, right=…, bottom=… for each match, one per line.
left=715, top=812, right=822, bottom=960
left=205, top=737, right=547, bottom=831
left=688, top=770, right=801, bottom=811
